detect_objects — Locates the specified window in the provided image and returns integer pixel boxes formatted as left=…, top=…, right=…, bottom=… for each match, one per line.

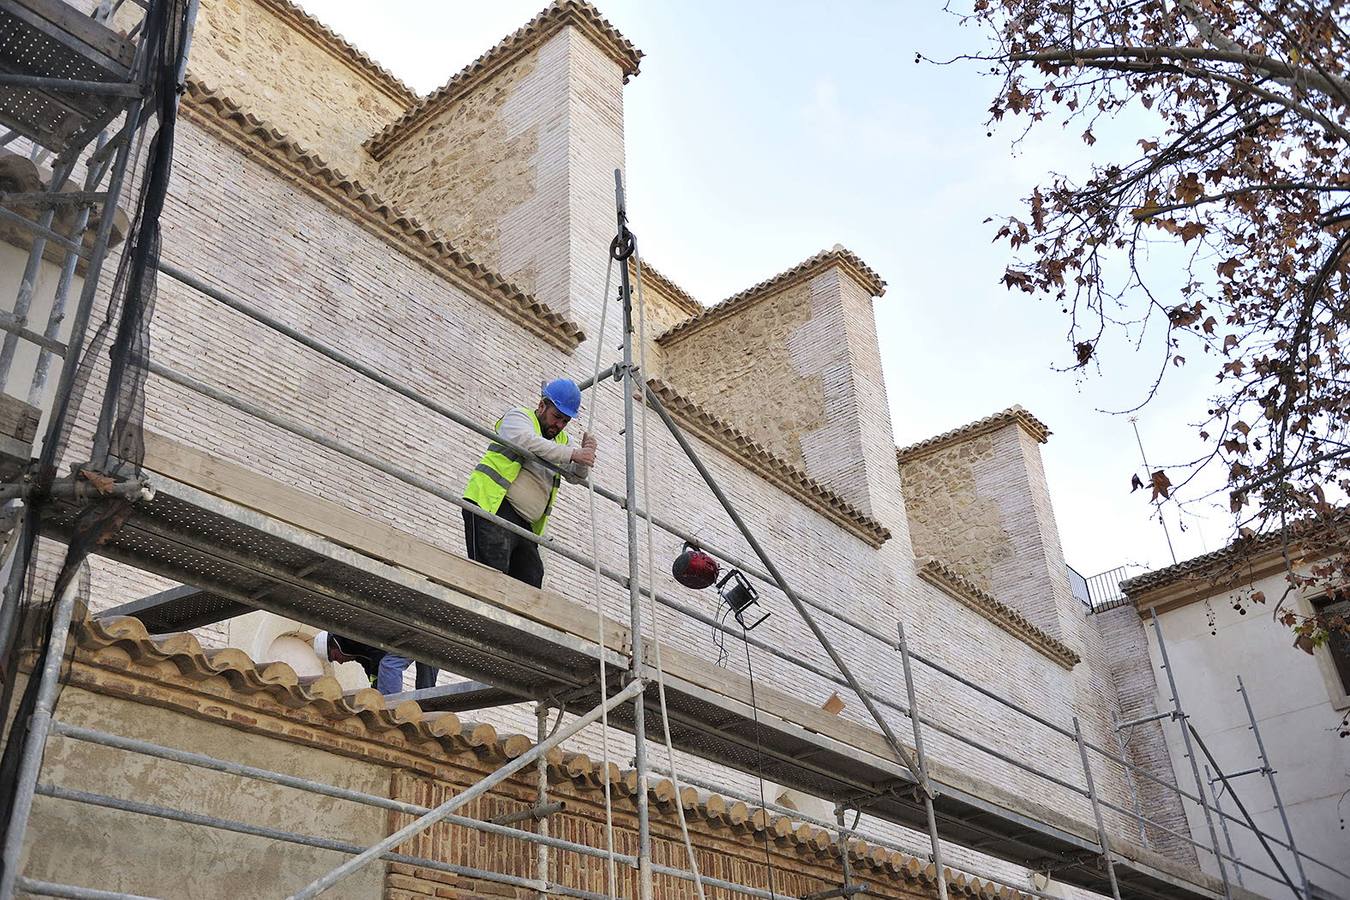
left=1312, top=592, right=1350, bottom=701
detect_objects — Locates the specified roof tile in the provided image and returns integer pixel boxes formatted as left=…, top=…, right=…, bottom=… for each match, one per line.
left=71, top=613, right=1028, bottom=899
left=367, top=0, right=642, bottom=159
left=897, top=406, right=1050, bottom=463
left=657, top=246, right=886, bottom=345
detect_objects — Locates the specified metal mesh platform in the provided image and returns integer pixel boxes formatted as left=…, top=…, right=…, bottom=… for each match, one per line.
left=41, top=471, right=1222, bottom=900
left=97, top=585, right=253, bottom=633
left=42, top=473, right=614, bottom=700
left=384, top=682, right=526, bottom=713
left=0, top=0, right=136, bottom=150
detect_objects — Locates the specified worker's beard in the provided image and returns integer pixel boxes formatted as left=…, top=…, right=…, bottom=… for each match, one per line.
left=542, top=424, right=561, bottom=439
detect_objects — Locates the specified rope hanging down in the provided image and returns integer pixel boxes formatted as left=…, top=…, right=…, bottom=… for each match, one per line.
left=631, top=249, right=709, bottom=900
left=583, top=252, right=620, bottom=899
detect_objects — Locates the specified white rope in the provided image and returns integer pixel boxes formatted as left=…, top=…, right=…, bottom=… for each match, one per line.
left=584, top=253, right=619, bottom=899
left=632, top=251, right=709, bottom=899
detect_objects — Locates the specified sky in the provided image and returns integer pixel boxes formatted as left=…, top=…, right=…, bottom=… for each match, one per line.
left=293, top=0, right=1234, bottom=579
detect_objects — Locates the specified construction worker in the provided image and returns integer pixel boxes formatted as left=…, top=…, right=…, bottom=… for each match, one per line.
left=375, top=378, right=596, bottom=693
left=311, top=632, right=387, bottom=691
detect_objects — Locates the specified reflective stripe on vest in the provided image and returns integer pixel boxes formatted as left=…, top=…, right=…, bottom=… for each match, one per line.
left=472, top=462, right=513, bottom=491
left=462, top=407, right=569, bottom=535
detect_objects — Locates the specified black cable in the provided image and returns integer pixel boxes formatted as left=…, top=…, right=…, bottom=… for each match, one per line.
left=712, top=601, right=732, bottom=668
left=742, top=629, right=778, bottom=899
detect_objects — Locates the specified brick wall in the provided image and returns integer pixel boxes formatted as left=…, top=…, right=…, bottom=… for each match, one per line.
left=1091, top=606, right=1196, bottom=863
left=118, top=106, right=1126, bottom=849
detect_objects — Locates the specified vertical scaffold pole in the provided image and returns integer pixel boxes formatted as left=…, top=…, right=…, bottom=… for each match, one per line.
left=0, top=155, right=78, bottom=390
left=641, top=381, right=929, bottom=791
left=1149, top=608, right=1233, bottom=900
left=26, top=134, right=109, bottom=407
left=1238, top=676, right=1310, bottom=900
left=1206, top=765, right=1245, bottom=889
left=897, top=622, right=948, bottom=900
left=613, top=169, right=652, bottom=900
left=1073, top=716, right=1122, bottom=900
left=835, top=803, right=855, bottom=892
left=1111, top=709, right=1149, bottom=849
left=535, top=702, right=550, bottom=899
left=0, top=87, right=148, bottom=664
left=0, top=574, right=83, bottom=898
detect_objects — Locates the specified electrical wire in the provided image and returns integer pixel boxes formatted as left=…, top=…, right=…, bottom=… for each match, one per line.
left=741, top=629, right=779, bottom=898
left=713, top=602, right=732, bottom=669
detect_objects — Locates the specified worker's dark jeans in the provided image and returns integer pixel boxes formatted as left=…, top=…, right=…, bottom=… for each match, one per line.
left=463, top=502, right=545, bottom=588
left=403, top=504, right=540, bottom=692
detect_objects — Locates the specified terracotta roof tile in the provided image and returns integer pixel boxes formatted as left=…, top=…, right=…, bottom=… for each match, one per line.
left=647, top=377, right=891, bottom=547
left=182, top=79, right=585, bottom=352
left=72, top=614, right=1027, bottom=899
left=897, top=406, right=1050, bottom=463
left=918, top=559, right=1080, bottom=669
left=265, top=0, right=419, bottom=105
left=1121, top=509, right=1350, bottom=598
left=632, top=258, right=701, bottom=318
left=367, top=0, right=643, bottom=160
left=656, top=246, right=886, bottom=345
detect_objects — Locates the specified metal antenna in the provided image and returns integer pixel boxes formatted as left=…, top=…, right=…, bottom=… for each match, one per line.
left=1130, top=416, right=1178, bottom=564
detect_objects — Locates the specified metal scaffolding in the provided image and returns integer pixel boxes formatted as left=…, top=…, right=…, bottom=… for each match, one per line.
left=0, top=3, right=1347, bottom=899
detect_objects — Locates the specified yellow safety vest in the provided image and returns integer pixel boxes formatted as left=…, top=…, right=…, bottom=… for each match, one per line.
left=463, top=407, right=570, bottom=535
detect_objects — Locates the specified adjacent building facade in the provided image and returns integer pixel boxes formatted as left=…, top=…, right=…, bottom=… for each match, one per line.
left=1122, top=534, right=1350, bottom=900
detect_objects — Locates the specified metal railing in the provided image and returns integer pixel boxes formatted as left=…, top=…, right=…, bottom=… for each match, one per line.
left=1086, top=566, right=1135, bottom=613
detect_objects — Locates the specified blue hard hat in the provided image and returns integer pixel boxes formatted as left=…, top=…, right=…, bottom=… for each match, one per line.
left=542, top=378, right=582, bottom=418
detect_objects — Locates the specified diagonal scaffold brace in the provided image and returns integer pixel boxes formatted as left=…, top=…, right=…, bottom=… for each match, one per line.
left=285, top=677, right=646, bottom=899
left=639, top=376, right=931, bottom=795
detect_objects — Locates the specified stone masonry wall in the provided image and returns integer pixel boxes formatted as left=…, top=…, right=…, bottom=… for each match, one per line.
left=901, top=432, right=1013, bottom=594
left=659, top=279, right=820, bottom=471
left=27, top=686, right=390, bottom=899
left=26, top=649, right=956, bottom=900
left=372, top=26, right=626, bottom=331
left=187, top=0, right=413, bottom=178
left=659, top=265, right=901, bottom=521
left=900, top=422, right=1081, bottom=650
left=372, top=49, right=542, bottom=289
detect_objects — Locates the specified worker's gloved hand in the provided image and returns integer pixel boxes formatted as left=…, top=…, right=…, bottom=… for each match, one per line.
left=571, top=435, right=596, bottom=467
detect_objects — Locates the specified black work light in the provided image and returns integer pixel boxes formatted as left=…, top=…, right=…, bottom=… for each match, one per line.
left=717, top=569, right=769, bottom=631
